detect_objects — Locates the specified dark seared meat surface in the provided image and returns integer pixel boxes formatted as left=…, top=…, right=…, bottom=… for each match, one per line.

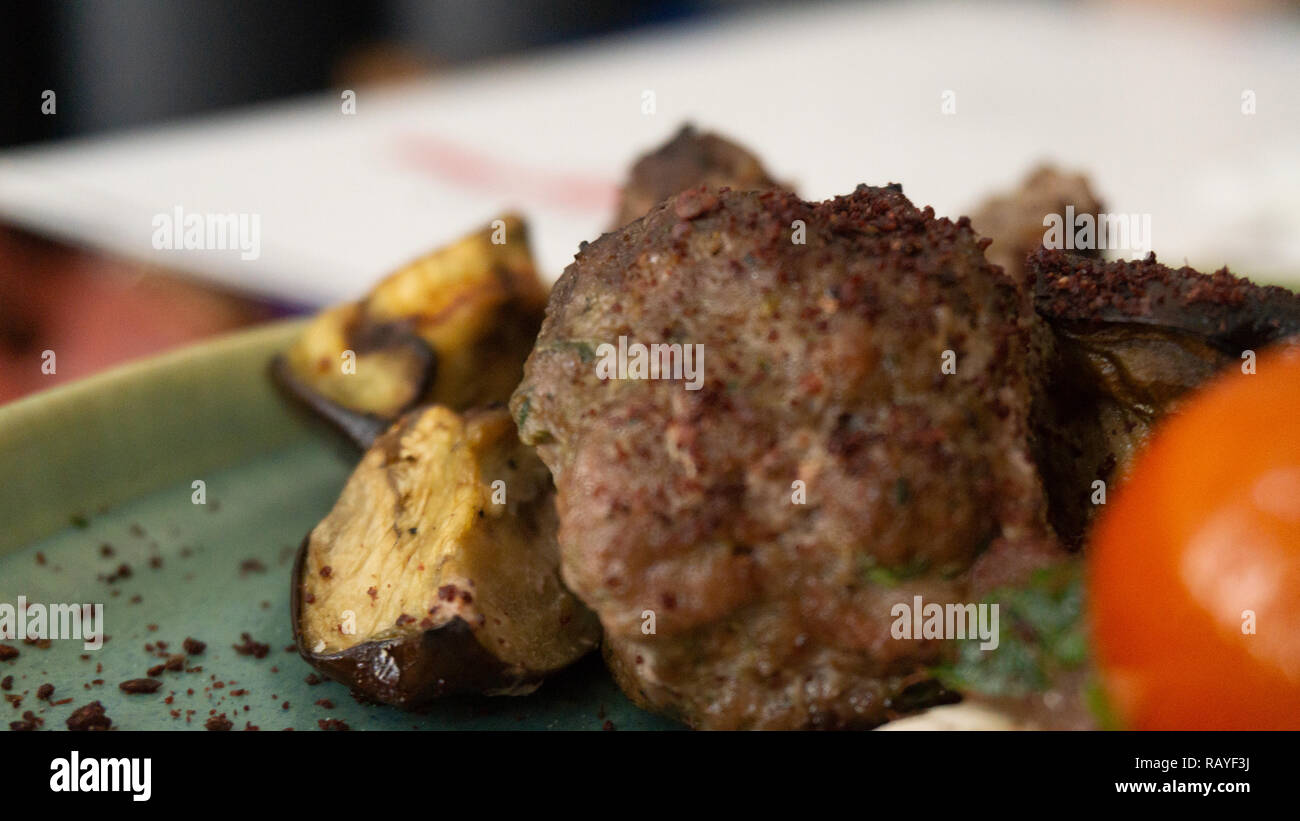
left=611, top=124, right=782, bottom=229
left=1028, top=249, right=1300, bottom=547
left=512, top=185, right=1064, bottom=729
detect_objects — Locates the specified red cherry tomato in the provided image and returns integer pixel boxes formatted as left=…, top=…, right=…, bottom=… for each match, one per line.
left=1090, top=343, right=1300, bottom=729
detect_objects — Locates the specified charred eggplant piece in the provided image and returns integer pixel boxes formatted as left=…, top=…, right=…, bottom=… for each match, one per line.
left=276, top=215, right=548, bottom=448
left=1029, top=248, right=1300, bottom=545
left=1033, top=248, right=1300, bottom=349
left=292, top=405, right=600, bottom=707
left=611, top=124, right=784, bottom=228
left=273, top=305, right=432, bottom=446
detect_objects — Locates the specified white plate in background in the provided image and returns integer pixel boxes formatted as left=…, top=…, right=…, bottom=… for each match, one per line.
left=0, top=0, right=1296, bottom=305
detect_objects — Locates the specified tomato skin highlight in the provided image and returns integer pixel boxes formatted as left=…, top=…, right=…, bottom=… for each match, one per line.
left=1089, top=344, right=1300, bottom=730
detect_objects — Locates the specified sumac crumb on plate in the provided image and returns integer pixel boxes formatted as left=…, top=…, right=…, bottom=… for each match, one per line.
left=205, top=714, right=234, bottom=731
left=66, top=701, right=112, bottom=731
left=232, top=633, right=270, bottom=658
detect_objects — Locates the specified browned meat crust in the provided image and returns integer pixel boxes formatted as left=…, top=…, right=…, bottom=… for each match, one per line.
left=611, top=124, right=783, bottom=229
left=512, top=184, right=1064, bottom=729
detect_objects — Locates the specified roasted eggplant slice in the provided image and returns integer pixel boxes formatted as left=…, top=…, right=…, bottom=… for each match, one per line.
left=292, top=405, right=601, bottom=706
left=276, top=215, right=548, bottom=448
left=1028, top=248, right=1300, bottom=545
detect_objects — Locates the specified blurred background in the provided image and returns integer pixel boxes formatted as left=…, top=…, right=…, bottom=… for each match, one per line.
left=0, top=0, right=721, bottom=148
left=1, top=0, right=1298, bottom=402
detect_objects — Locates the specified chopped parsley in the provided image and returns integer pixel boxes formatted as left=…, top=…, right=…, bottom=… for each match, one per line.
left=893, top=477, right=911, bottom=506
left=935, top=561, right=1087, bottom=698
left=548, top=340, right=598, bottom=364
left=860, top=554, right=931, bottom=588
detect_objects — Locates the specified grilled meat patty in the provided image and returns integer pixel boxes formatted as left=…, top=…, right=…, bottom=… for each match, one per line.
left=969, top=165, right=1105, bottom=285
left=511, top=184, right=1065, bottom=729
left=611, top=124, right=783, bottom=229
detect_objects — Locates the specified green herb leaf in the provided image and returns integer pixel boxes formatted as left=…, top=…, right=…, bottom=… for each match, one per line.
left=934, top=561, right=1088, bottom=698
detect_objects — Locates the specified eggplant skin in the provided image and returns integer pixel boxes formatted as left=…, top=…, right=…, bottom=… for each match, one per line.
left=272, top=356, right=400, bottom=450
left=275, top=214, right=547, bottom=449
left=292, top=405, right=600, bottom=707
left=291, top=538, right=526, bottom=707
left=1031, top=248, right=1300, bottom=351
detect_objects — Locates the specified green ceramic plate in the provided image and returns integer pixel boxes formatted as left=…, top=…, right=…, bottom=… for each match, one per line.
left=0, top=320, right=673, bottom=731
